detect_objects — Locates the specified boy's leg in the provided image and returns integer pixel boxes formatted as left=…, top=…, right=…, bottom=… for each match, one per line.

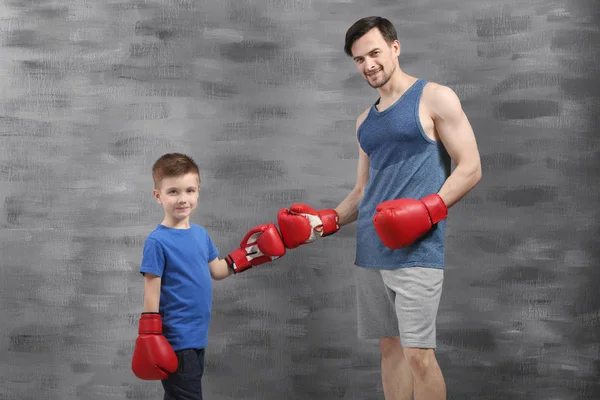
left=162, top=348, right=205, bottom=400
left=380, top=267, right=445, bottom=400
left=354, top=266, right=414, bottom=400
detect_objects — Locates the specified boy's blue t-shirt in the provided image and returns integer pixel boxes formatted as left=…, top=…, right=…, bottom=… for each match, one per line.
left=140, top=223, right=219, bottom=351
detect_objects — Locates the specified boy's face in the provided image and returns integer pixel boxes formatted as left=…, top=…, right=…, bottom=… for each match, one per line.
left=153, top=173, right=200, bottom=223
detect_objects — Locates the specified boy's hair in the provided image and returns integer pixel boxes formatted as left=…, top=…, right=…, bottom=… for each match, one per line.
left=152, top=153, right=200, bottom=189
left=344, top=16, right=398, bottom=57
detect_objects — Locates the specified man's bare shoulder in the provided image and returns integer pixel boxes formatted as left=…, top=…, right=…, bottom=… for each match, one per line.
left=422, top=81, right=462, bottom=117
left=423, top=81, right=459, bottom=100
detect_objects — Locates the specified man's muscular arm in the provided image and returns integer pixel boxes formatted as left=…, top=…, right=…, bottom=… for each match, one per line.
left=335, top=110, right=370, bottom=227
left=429, top=84, right=482, bottom=207
left=373, top=85, right=480, bottom=250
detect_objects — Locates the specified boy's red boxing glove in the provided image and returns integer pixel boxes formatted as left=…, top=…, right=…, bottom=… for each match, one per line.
left=132, top=313, right=178, bottom=380
left=225, top=223, right=286, bottom=273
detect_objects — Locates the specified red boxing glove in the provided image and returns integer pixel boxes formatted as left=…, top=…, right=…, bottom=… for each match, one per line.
left=277, top=203, right=340, bottom=249
left=131, top=313, right=178, bottom=380
left=225, top=223, right=286, bottom=274
left=373, top=194, right=448, bottom=250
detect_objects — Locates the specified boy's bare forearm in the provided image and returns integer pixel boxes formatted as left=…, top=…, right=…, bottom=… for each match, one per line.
left=209, top=258, right=234, bottom=281
left=143, top=273, right=161, bottom=313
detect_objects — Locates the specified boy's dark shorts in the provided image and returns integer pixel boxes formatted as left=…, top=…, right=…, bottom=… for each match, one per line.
left=162, top=348, right=205, bottom=400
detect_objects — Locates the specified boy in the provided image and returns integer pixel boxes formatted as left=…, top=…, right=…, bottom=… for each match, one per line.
left=131, top=153, right=286, bottom=400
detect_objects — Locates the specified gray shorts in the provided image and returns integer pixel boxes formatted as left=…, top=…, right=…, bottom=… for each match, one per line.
left=355, top=265, right=444, bottom=348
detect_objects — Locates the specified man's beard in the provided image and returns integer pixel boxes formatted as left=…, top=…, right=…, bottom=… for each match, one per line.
left=366, top=64, right=395, bottom=89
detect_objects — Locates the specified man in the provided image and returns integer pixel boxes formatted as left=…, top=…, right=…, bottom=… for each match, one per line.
left=277, top=16, right=482, bottom=400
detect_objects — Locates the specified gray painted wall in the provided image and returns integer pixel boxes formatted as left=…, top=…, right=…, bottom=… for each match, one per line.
left=1, top=0, right=598, bottom=399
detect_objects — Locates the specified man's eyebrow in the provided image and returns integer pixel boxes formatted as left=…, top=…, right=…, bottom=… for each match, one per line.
left=353, top=48, right=380, bottom=60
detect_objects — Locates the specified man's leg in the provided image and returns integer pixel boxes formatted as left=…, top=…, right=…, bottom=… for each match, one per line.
left=381, top=267, right=445, bottom=400
left=354, top=266, right=414, bottom=399
left=404, top=347, right=446, bottom=399
left=379, top=336, right=413, bottom=400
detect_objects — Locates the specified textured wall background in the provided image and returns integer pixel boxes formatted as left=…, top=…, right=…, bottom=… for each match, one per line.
left=1, top=0, right=599, bottom=399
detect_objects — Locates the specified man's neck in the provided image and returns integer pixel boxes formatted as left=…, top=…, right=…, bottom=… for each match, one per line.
left=377, top=69, right=416, bottom=102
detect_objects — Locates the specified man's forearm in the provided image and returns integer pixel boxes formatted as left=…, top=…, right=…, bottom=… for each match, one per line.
left=437, top=163, right=482, bottom=208
left=334, top=187, right=364, bottom=227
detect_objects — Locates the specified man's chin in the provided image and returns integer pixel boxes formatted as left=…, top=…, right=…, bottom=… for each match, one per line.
left=367, top=79, right=384, bottom=89
left=366, top=75, right=390, bottom=89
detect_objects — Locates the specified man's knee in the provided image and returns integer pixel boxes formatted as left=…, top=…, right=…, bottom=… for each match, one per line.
left=379, top=336, right=403, bottom=359
left=403, top=347, right=436, bottom=379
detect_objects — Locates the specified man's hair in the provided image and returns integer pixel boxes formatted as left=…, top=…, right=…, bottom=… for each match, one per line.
left=152, top=153, right=200, bottom=189
left=344, top=16, right=398, bottom=57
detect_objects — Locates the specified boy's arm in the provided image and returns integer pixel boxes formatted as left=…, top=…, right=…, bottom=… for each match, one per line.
left=132, top=272, right=178, bottom=381
left=208, top=223, right=286, bottom=279
left=143, top=273, right=161, bottom=312
left=208, top=257, right=234, bottom=281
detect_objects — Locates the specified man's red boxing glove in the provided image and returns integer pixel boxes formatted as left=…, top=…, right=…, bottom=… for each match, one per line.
left=132, top=313, right=178, bottom=380
left=277, top=203, right=340, bottom=249
left=225, top=223, right=286, bottom=274
left=373, top=194, right=448, bottom=250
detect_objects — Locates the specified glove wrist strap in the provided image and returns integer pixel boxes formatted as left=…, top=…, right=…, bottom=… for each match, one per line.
left=138, top=313, right=162, bottom=334
left=319, top=209, right=340, bottom=236
left=225, top=249, right=250, bottom=274
left=421, top=194, right=448, bottom=224
left=225, top=256, right=236, bottom=273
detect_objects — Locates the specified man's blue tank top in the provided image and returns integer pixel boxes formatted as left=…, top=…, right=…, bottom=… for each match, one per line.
left=355, top=79, right=451, bottom=270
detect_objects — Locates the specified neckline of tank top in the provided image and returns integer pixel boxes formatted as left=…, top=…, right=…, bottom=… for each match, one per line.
left=371, top=78, right=422, bottom=116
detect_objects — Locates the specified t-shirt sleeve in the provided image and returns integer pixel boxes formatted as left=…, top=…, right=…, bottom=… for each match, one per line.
left=206, top=233, right=219, bottom=263
left=140, top=238, right=166, bottom=277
